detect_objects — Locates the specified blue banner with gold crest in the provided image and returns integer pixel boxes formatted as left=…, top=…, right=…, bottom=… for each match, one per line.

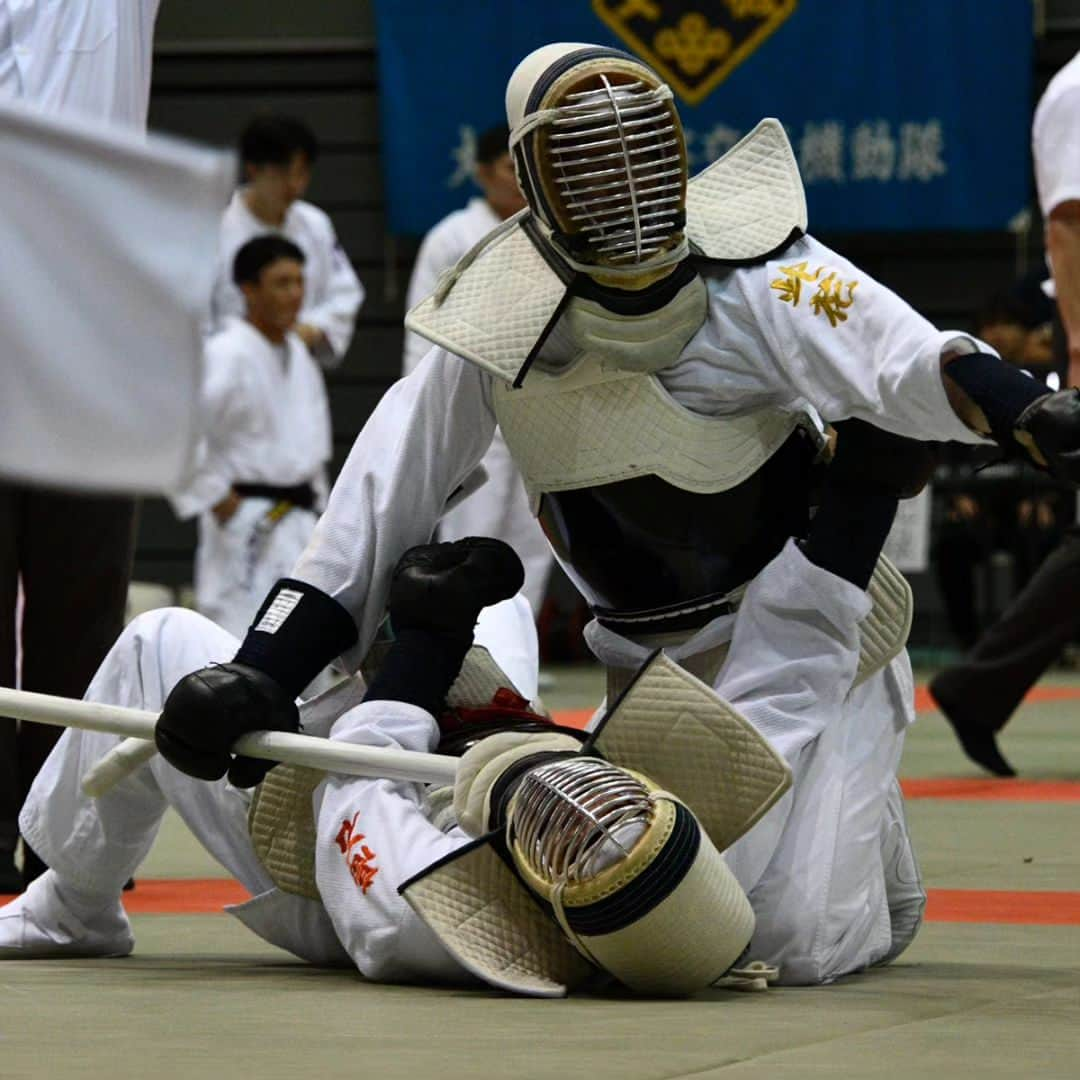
left=373, top=0, right=1031, bottom=235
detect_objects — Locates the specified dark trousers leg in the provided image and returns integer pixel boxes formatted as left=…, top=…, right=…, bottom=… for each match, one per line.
left=0, top=487, right=21, bottom=857
left=933, top=527, right=1080, bottom=731
left=932, top=527, right=984, bottom=650
left=18, top=490, right=137, bottom=790
left=0, top=487, right=136, bottom=881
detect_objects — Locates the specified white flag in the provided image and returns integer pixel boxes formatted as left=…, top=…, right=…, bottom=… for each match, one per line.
left=0, top=99, right=234, bottom=492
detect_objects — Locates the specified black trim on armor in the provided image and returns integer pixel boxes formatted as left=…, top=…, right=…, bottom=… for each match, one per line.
left=519, top=213, right=577, bottom=285
left=233, top=578, right=358, bottom=699
left=582, top=649, right=663, bottom=753
left=562, top=802, right=701, bottom=936
left=523, top=46, right=643, bottom=116
left=570, top=257, right=699, bottom=316
left=397, top=834, right=499, bottom=897
left=512, top=279, right=579, bottom=389
left=688, top=225, right=805, bottom=270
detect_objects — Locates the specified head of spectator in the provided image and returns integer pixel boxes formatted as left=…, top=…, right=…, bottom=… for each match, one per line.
left=976, top=293, right=1037, bottom=364
left=233, top=235, right=306, bottom=344
left=240, top=115, right=320, bottom=226
left=474, top=124, right=526, bottom=220
left=976, top=287, right=1055, bottom=375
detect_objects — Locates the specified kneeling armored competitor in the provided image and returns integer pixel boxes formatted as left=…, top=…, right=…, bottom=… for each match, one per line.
left=152, top=44, right=1080, bottom=984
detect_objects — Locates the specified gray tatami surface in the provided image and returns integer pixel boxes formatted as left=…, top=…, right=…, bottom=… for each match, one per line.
left=2, top=665, right=1079, bottom=1079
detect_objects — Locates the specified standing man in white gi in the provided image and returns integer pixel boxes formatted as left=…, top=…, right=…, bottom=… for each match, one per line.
left=208, top=115, right=364, bottom=371
left=0, top=0, right=162, bottom=891
left=124, top=44, right=1080, bottom=983
left=173, top=235, right=331, bottom=640
left=403, top=126, right=553, bottom=617
left=931, top=49, right=1080, bottom=775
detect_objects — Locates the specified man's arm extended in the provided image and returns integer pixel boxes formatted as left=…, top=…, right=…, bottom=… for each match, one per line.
left=1047, top=201, right=1080, bottom=387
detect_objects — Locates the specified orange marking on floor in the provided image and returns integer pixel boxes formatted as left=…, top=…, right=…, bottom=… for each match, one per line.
left=926, top=888, right=1080, bottom=925
left=916, top=683, right=1080, bottom=714
left=553, top=708, right=594, bottom=730
left=0, top=878, right=250, bottom=912
left=3, top=880, right=1077, bottom=927
left=902, top=778, right=1080, bottom=801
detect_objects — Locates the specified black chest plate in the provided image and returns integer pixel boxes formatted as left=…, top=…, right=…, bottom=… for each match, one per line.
left=538, top=429, right=819, bottom=633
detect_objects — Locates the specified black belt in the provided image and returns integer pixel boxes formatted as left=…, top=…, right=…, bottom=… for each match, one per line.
left=234, top=482, right=317, bottom=510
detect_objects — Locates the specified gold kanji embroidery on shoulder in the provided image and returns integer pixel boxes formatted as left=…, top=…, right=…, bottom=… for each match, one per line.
left=809, top=272, right=858, bottom=327
left=770, top=262, right=858, bottom=326
left=770, top=261, right=822, bottom=306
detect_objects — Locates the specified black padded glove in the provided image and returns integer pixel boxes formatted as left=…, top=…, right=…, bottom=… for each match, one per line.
left=388, top=537, right=525, bottom=639
left=155, top=662, right=300, bottom=788
left=1015, top=389, right=1080, bottom=485
left=365, top=538, right=525, bottom=717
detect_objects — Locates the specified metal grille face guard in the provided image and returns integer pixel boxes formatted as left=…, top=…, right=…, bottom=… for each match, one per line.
left=511, top=61, right=689, bottom=280
left=544, top=76, right=684, bottom=265
left=508, top=757, right=654, bottom=886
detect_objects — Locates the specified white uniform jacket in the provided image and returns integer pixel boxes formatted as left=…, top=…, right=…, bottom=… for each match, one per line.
left=402, top=197, right=500, bottom=375
left=402, top=196, right=553, bottom=614
left=209, top=191, right=365, bottom=368
left=296, top=233, right=989, bottom=671
left=0, top=0, right=160, bottom=129
left=171, top=319, right=332, bottom=637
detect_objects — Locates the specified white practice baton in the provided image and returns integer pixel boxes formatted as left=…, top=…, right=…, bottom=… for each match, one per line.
left=0, top=686, right=458, bottom=794
left=83, top=736, right=159, bottom=796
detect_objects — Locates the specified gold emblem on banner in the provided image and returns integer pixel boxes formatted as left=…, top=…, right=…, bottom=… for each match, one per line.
left=592, top=0, right=798, bottom=105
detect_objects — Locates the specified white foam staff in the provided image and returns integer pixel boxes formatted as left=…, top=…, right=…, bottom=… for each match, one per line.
left=0, top=687, right=458, bottom=796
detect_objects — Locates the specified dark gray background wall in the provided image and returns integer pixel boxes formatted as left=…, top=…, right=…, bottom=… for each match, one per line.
left=135, top=0, right=1080, bottom=646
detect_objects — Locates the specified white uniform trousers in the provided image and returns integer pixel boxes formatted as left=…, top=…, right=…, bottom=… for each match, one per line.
left=587, top=538, right=924, bottom=986
left=195, top=498, right=318, bottom=639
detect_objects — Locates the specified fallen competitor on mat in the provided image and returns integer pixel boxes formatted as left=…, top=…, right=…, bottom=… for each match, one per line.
left=0, top=537, right=921, bottom=994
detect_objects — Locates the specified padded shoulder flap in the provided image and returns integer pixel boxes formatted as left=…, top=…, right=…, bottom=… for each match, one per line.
left=399, top=837, right=594, bottom=997
left=404, top=214, right=570, bottom=384
left=686, top=118, right=807, bottom=264
left=586, top=652, right=792, bottom=852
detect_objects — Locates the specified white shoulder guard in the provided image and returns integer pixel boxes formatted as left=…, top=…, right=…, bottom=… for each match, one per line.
left=686, top=118, right=807, bottom=262
left=404, top=213, right=567, bottom=384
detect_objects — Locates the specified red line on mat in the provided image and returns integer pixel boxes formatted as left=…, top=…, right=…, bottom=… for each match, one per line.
left=926, top=889, right=1080, bottom=925
left=120, top=877, right=249, bottom=911
left=901, top=778, right=1080, bottom=801
left=914, top=683, right=1080, bottom=714
left=1, top=881, right=1077, bottom=926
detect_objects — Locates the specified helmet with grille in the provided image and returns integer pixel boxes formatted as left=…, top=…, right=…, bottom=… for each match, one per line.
left=506, top=43, right=689, bottom=289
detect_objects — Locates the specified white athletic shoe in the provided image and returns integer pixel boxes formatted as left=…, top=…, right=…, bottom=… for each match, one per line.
left=0, top=873, right=134, bottom=959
